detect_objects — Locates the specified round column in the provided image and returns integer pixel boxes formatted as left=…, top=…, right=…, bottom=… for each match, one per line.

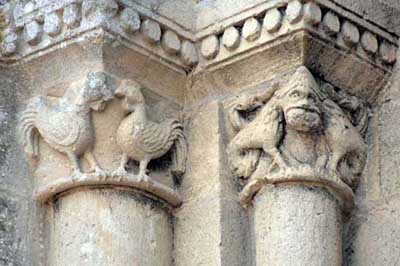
left=46, top=187, right=173, bottom=266
left=252, top=184, right=342, bottom=266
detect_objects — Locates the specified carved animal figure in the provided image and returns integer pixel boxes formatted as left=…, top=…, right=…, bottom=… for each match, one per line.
left=227, top=66, right=367, bottom=185
left=19, top=72, right=113, bottom=178
left=228, top=67, right=322, bottom=179
left=323, top=98, right=366, bottom=185
left=113, top=80, right=187, bottom=182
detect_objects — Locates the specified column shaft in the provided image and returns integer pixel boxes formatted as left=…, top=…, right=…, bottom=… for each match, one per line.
left=46, top=188, right=173, bottom=266
left=253, top=185, right=342, bottom=266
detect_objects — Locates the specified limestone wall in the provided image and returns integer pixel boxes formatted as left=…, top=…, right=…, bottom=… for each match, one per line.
left=0, top=1, right=399, bottom=265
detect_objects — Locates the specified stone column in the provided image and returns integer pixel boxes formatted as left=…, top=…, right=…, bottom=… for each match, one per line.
left=252, top=185, right=342, bottom=265
left=46, top=188, right=173, bottom=266
left=227, top=66, right=367, bottom=266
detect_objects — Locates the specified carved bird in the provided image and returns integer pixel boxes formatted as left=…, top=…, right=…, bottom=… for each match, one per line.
left=112, top=80, right=187, bottom=183
left=19, top=72, right=113, bottom=178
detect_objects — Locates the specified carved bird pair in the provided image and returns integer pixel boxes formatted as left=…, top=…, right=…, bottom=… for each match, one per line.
left=20, top=73, right=186, bottom=183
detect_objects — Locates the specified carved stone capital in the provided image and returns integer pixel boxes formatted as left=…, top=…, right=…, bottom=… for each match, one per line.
left=227, top=66, right=368, bottom=210
left=18, top=72, right=187, bottom=207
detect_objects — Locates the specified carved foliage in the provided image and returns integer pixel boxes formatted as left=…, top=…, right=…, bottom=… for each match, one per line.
left=227, top=66, right=368, bottom=188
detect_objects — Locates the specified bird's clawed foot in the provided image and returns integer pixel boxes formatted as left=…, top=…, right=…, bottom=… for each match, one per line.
left=71, top=169, right=85, bottom=182
left=137, top=172, right=151, bottom=183
left=94, top=167, right=108, bottom=180
left=111, top=167, right=128, bottom=181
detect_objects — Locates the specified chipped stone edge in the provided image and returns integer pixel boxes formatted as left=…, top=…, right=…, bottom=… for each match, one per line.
left=33, top=173, right=183, bottom=208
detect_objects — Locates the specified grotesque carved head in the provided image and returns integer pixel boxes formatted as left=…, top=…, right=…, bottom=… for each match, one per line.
left=276, top=67, right=322, bottom=133
left=81, top=72, right=113, bottom=111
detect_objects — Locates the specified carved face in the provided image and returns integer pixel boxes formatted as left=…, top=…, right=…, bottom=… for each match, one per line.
left=115, top=84, right=145, bottom=113
left=280, top=85, right=322, bottom=133
left=82, top=72, right=113, bottom=111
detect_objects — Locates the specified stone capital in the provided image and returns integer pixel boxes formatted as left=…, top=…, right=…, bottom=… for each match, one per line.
left=227, top=66, right=368, bottom=210
left=19, top=72, right=187, bottom=207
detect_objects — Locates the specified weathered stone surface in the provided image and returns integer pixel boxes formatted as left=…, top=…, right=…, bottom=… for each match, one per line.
left=380, top=42, right=397, bottom=64
left=63, top=3, right=81, bottom=28
left=43, top=12, right=62, bottom=37
left=162, top=30, right=181, bottom=55
left=0, top=196, right=18, bottom=266
left=341, top=21, right=360, bottom=47
left=263, top=8, right=282, bottom=33
left=181, top=41, right=198, bottom=66
left=286, top=0, right=303, bottom=24
left=47, top=189, right=173, bottom=266
left=222, top=26, right=240, bottom=50
left=323, top=11, right=340, bottom=35
left=361, top=31, right=378, bottom=54
left=174, top=101, right=248, bottom=266
left=201, top=35, right=219, bottom=59
left=24, top=20, right=42, bottom=45
left=141, top=19, right=162, bottom=44
left=120, top=8, right=141, bottom=33
left=304, top=2, right=322, bottom=26
left=242, top=17, right=261, bottom=42
left=253, top=185, right=342, bottom=266
left=0, top=1, right=399, bottom=266
left=82, top=0, right=118, bottom=19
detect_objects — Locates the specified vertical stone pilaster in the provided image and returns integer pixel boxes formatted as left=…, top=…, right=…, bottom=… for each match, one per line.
left=174, top=100, right=249, bottom=266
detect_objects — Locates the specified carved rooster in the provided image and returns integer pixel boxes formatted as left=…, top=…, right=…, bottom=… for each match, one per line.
left=19, top=72, right=113, bottom=178
left=112, top=80, right=187, bottom=183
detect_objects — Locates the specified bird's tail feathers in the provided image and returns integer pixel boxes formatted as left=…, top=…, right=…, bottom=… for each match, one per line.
left=170, top=121, right=187, bottom=184
left=19, top=97, right=42, bottom=161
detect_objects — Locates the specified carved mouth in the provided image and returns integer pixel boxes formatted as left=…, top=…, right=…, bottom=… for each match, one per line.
left=287, top=106, right=320, bottom=115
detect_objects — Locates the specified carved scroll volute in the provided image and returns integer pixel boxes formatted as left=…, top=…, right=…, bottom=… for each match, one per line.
left=227, top=66, right=368, bottom=208
left=18, top=74, right=187, bottom=207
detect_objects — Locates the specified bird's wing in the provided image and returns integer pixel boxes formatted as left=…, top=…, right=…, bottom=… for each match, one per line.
left=136, top=121, right=174, bottom=154
left=37, top=109, right=81, bottom=147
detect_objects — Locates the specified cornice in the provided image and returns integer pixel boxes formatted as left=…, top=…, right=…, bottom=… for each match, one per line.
left=0, top=0, right=398, bottom=74
left=196, top=0, right=398, bottom=72
left=0, top=0, right=199, bottom=69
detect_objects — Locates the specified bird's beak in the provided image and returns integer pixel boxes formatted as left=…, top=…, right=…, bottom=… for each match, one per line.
left=90, top=100, right=106, bottom=111
left=114, top=86, right=125, bottom=98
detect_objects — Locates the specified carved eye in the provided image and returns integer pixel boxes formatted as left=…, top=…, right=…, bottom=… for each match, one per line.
left=308, top=94, right=317, bottom=102
left=290, top=90, right=300, bottom=98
